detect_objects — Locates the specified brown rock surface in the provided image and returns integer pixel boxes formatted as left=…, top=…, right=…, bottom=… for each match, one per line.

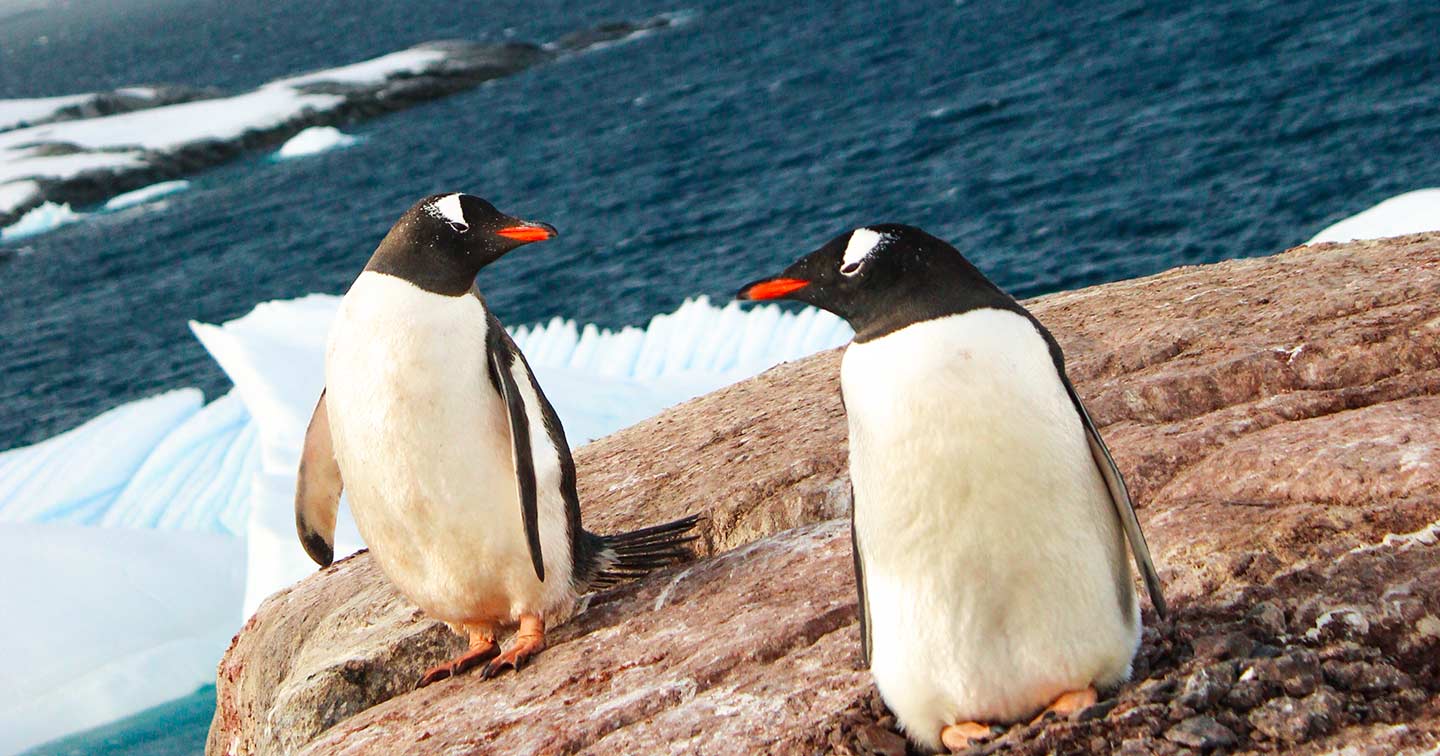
left=208, top=234, right=1440, bottom=755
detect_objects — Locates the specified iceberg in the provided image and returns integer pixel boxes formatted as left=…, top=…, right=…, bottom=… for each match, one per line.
left=275, top=126, right=359, bottom=159
left=102, top=180, right=191, bottom=211
left=0, top=201, right=84, bottom=241
left=0, top=523, right=243, bottom=754
left=1307, top=188, right=1440, bottom=244
left=0, top=292, right=847, bottom=752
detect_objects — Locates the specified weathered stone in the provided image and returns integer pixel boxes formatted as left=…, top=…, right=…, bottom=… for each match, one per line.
left=854, top=724, right=909, bottom=756
left=1322, top=660, right=1414, bottom=695
left=1191, top=632, right=1255, bottom=661
left=1248, top=688, right=1345, bottom=744
left=1177, top=663, right=1238, bottom=710
left=1252, top=650, right=1322, bottom=698
left=209, top=235, right=1440, bottom=755
left=1249, top=601, right=1289, bottom=637
left=1165, top=715, right=1238, bottom=750
left=1225, top=673, right=1268, bottom=711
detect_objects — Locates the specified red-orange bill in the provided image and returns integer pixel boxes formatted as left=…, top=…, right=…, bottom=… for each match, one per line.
left=739, top=277, right=810, bottom=300
left=497, top=224, right=556, bottom=242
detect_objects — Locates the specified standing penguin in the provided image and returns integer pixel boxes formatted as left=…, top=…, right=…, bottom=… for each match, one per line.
left=737, top=225, right=1166, bottom=752
left=296, top=193, right=697, bottom=687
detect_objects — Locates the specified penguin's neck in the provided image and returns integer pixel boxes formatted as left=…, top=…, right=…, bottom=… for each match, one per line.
left=850, top=272, right=1022, bottom=343
left=364, top=224, right=480, bottom=297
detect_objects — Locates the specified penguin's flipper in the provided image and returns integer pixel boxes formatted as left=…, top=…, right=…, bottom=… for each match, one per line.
left=1062, top=376, right=1168, bottom=619
left=488, top=342, right=546, bottom=583
left=295, top=390, right=342, bottom=568
left=850, top=485, right=873, bottom=666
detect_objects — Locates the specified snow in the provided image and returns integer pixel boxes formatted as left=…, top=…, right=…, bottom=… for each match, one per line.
left=0, top=44, right=450, bottom=212
left=275, top=126, right=359, bottom=159
left=1307, top=188, right=1440, bottom=244
left=0, top=93, right=95, bottom=132
left=102, top=180, right=191, bottom=211
left=1, top=201, right=83, bottom=241
left=0, top=87, right=345, bottom=156
left=0, top=179, right=39, bottom=216
left=276, top=48, right=448, bottom=88
left=0, top=292, right=849, bottom=751
left=0, top=148, right=146, bottom=187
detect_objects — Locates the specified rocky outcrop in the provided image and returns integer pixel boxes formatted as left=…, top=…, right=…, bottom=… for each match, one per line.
left=208, top=234, right=1440, bottom=755
left=0, top=17, right=672, bottom=227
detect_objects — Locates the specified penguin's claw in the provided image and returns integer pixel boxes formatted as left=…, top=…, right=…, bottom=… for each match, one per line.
left=480, top=614, right=546, bottom=679
left=1029, top=686, right=1098, bottom=725
left=940, top=721, right=998, bottom=752
left=414, top=640, right=500, bottom=689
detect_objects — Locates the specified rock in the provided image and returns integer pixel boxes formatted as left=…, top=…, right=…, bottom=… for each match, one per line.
left=1191, top=632, right=1255, bottom=661
left=1249, top=650, right=1322, bottom=697
left=1322, top=660, right=1414, bottom=695
left=209, top=235, right=1440, bottom=754
left=1165, top=715, right=1237, bottom=750
left=1248, top=601, right=1289, bottom=637
left=1177, top=663, right=1237, bottom=710
left=1248, top=688, right=1345, bottom=743
left=854, top=724, right=909, bottom=756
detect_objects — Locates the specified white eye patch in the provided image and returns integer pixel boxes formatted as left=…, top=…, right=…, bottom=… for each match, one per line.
left=841, top=227, right=886, bottom=276
left=428, top=193, right=468, bottom=232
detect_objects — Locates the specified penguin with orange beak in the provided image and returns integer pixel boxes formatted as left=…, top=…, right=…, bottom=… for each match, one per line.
left=739, top=224, right=1165, bottom=752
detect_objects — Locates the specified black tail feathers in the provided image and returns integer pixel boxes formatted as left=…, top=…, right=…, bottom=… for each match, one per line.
left=587, top=514, right=701, bottom=590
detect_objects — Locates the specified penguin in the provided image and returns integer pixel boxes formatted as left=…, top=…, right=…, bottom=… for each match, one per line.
left=295, top=193, right=698, bottom=687
left=737, top=224, right=1166, bottom=753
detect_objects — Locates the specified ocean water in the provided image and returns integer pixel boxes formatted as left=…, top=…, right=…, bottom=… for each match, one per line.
left=2, top=0, right=1439, bottom=451
left=3, top=0, right=1440, bottom=750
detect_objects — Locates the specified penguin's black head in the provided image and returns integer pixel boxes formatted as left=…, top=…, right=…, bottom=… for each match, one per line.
left=736, top=224, right=1016, bottom=341
left=366, top=192, right=558, bottom=296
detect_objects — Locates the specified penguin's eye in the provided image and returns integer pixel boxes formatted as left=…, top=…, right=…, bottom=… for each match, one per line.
left=840, top=261, right=862, bottom=276
left=448, top=221, right=470, bottom=234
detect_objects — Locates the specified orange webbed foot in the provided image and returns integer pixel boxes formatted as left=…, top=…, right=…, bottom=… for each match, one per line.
left=1029, top=686, right=1098, bottom=725
left=415, top=626, right=499, bottom=688
left=940, top=721, right=1000, bottom=752
left=481, top=613, right=546, bottom=679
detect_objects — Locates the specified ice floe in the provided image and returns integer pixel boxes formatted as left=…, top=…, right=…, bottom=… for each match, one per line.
left=275, top=126, right=360, bottom=159
left=0, top=201, right=83, bottom=241
left=1307, top=188, right=1440, bottom=244
left=101, top=180, right=192, bottom=211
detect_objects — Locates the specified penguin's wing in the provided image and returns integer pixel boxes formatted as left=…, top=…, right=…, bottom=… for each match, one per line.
left=295, top=390, right=342, bottom=568
left=850, top=483, right=873, bottom=665
left=487, top=332, right=547, bottom=583
left=1061, top=375, right=1169, bottom=619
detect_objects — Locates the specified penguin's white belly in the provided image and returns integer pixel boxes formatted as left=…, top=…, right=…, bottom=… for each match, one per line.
left=842, top=309, right=1138, bottom=749
left=323, top=272, right=573, bottom=625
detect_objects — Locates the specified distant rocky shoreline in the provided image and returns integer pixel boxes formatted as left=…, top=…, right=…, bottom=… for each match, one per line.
left=207, top=234, right=1440, bottom=754
left=0, top=16, right=672, bottom=228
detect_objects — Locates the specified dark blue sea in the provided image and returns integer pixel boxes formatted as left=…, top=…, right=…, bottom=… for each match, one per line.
left=3, top=0, right=1439, bottom=750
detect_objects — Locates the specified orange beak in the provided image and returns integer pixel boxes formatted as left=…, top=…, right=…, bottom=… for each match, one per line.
left=496, top=222, right=558, bottom=242
left=737, top=277, right=810, bottom=301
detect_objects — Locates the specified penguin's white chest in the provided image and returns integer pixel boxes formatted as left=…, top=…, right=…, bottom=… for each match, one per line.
left=841, top=309, right=1138, bottom=749
left=322, top=272, right=571, bottom=625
